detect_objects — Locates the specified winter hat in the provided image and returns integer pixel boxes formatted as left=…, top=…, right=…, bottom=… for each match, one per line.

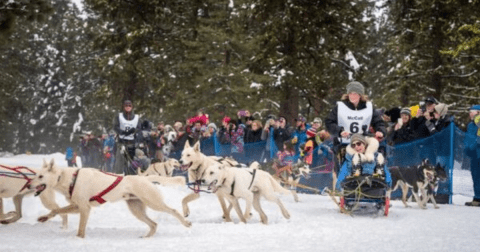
left=346, top=81, right=365, bottom=95
left=350, top=134, right=367, bottom=146
left=222, top=116, right=231, bottom=124
left=295, top=115, right=306, bottom=123
left=469, top=105, right=480, bottom=111
left=123, top=100, right=133, bottom=106
left=424, top=97, right=438, bottom=104
left=207, top=123, right=218, bottom=131
left=400, top=107, right=411, bottom=116
left=312, top=117, right=322, bottom=125
left=135, top=148, right=145, bottom=158
left=434, top=103, right=448, bottom=117
left=384, top=107, right=401, bottom=123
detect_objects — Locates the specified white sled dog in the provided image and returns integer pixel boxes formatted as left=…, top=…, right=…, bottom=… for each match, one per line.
left=30, top=159, right=191, bottom=238
left=137, top=158, right=180, bottom=177
left=179, top=141, right=243, bottom=220
left=202, top=163, right=291, bottom=224
left=0, top=164, right=67, bottom=227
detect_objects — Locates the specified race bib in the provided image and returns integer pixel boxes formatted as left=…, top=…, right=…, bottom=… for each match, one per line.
left=337, top=101, right=373, bottom=143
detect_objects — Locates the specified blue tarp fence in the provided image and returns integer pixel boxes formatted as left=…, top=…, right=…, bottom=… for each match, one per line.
left=171, top=123, right=474, bottom=204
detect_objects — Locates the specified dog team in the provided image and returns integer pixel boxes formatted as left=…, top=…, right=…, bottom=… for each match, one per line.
left=1, top=140, right=447, bottom=238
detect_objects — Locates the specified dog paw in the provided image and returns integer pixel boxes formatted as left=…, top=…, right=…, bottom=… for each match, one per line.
left=184, top=220, right=192, bottom=228
left=38, top=216, right=50, bottom=223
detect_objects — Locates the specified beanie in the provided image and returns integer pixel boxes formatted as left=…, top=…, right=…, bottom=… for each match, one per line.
left=350, top=134, right=367, bottom=146
left=123, top=100, right=133, bottom=106
left=346, top=81, right=365, bottom=95
left=469, top=105, right=480, bottom=111
left=434, top=103, right=448, bottom=117
left=135, top=148, right=145, bottom=158
left=400, top=107, right=411, bottom=116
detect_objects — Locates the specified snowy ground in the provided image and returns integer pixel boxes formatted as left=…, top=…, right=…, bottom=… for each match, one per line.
left=1, top=153, right=479, bottom=252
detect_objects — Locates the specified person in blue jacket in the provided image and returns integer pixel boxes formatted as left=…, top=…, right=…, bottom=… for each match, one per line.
left=336, top=133, right=391, bottom=190
left=464, top=104, right=480, bottom=207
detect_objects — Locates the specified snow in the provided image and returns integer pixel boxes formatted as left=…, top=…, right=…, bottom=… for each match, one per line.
left=1, top=153, right=479, bottom=252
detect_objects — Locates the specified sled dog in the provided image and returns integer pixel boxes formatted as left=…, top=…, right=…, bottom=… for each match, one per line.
left=271, top=162, right=312, bottom=202
left=0, top=164, right=67, bottom=227
left=390, top=159, right=436, bottom=209
left=202, top=163, right=291, bottom=224
left=423, top=163, right=447, bottom=209
left=30, top=159, right=191, bottom=238
left=179, top=141, right=243, bottom=220
left=137, top=158, right=180, bottom=177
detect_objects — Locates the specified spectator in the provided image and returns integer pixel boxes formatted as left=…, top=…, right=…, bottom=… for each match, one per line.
left=218, top=116, right=245, bottom=159
left=412, top=97, right=439, bottom=139
left=103, top=132, right=116, bottom=172
left=391, top=107, right=416, bottom=145
left=172, top=121, right=188, bottom=153
left=65, top=147, right=75, bottom=167
left=130, top=148, right=151, bottom=174
left=86, top=132, right=103, bottom=169
left=302, top=117, right=331, bottom=165
left=261, top=117, right=276, bottom=152
left=203, top=122, right=218, bottom=138
left=244, top=119, right=263, bottom=143
left=273, top=140, right=296, bottom=178
left=113, top=100, right=141, bottom=175
left=429, top=103, right=452, bottom=133
left=292, top=115, right=310, bottom=156
left=382, top=107, right=401, bottom=144
left=152, top=122, right=165, bottom=161
left=464, top=104, right=480, bottom=206
left=273, top=116, right=291, bottom=151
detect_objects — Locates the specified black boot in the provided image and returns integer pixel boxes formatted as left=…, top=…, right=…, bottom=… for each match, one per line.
left=373, top=164, right=384, bottom=178
left=352, top=164, right=362, bottom=177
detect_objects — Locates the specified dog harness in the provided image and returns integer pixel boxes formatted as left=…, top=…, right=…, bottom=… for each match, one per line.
left=0, top=165, right=36, bottom=192
left=68, top=170, right=123, bottom=204
left=89, top=172, right=123, bottom=204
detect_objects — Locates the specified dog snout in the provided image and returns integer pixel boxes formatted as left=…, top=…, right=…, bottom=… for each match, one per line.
left=201, top=179, right=205, bottom=184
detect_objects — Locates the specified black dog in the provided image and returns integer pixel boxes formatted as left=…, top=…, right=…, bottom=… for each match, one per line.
left=390, top=159, right=437, bottom=209
left=423, top=163, right=447, bottom=209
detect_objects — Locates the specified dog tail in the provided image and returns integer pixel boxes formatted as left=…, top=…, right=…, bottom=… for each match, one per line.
left=269, top=175, right=291, bottom=195
left=146, top=175, right=186, bottom=187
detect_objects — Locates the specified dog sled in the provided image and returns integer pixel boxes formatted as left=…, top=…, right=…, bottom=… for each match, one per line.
left=338, top=175, right=390, bottom=216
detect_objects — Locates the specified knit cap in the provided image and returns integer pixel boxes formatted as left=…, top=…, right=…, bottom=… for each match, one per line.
left=400, top=107, right=411, bottom=116
left=350, top=134, right=367, bottom=146
left=346, top=81, right=365, bottom=95
left=469, top=105, right=480, bottom=111
left=434, top=103, right=448, bottom=117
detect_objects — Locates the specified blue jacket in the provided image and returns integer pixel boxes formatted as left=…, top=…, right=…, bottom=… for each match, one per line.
left=464, top=121, right=480, bottom=159
left=336, top=152, right=392, bottom=190
left=65, top=147, right=74, bottom=160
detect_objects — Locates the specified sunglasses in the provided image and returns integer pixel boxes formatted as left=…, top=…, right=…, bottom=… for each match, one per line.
left=351, top=142, right=364, bottom=148
left=124, top=104, right=132, bottom=107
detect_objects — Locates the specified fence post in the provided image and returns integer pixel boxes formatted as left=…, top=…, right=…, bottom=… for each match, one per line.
left=449, top=122, right=455, bottom=204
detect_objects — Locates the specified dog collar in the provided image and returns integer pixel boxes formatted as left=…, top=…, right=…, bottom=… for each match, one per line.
left=69, top=169, right=80, bottom=199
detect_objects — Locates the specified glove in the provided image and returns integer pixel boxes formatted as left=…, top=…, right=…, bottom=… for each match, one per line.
left=123, top=128, right=135, bottom=136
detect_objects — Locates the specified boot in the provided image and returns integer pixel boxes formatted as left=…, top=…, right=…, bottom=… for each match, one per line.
left=465, top=199, right=480, bottom=207
left=352, top=164, right=362, bottom=177
left=373, top=164, right=384, bottom=178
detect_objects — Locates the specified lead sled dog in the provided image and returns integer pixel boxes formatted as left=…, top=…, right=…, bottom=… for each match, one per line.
left=0, top=164, right=67, bottom=227
left=30, top=159, right=191, bottom=238
left=179, top=141, right=245, bottom=220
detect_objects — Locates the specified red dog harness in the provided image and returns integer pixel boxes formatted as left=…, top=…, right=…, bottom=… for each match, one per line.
left=69, top=170, right=123, bottom=204
left=0, top=165, right=36, bottom=192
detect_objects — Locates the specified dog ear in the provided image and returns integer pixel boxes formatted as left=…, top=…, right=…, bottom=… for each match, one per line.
left=48, top=158, right=56, bottom=172
left=42, top=158, right=47, bottom=169
left=184, top=140, right=191, bottom=149
left=193, top=141, right=200, bottom=152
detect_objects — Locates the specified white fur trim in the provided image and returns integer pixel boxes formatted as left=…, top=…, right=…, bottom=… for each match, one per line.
left=364, top=137, right=379, bottom=162
left=376, top=153, right=385, bottom=165
left=352, top=153, right=360, bottom=166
